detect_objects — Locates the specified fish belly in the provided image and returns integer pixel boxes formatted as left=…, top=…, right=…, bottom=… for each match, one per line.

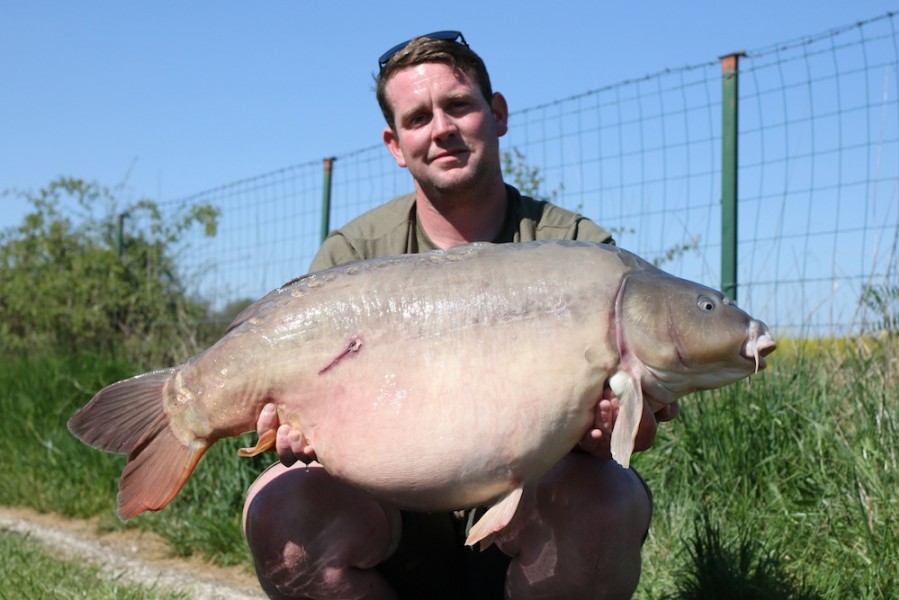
left=278, top=306, right=609, bottom=510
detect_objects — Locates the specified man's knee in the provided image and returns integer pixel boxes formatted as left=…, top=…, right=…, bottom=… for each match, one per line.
left=243, top=464, right=401, bottom=599
left=498, top=454, right=651, bottom=599
left=565, top=457, right=652, bottom=544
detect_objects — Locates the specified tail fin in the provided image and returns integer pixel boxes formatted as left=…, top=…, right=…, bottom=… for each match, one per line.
left=67, top=369, right=209, bottom=519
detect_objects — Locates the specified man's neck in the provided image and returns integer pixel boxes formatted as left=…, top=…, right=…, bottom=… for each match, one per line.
left=415, top=180, right=508, bottom=249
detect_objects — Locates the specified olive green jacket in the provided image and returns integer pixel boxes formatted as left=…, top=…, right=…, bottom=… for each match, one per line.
left=310, top=185, right=613, bottom=272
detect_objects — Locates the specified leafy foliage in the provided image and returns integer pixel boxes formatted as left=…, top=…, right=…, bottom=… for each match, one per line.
left=0, top=178, right=219, bottom=364
left=501, top=148, right=563, bottom=202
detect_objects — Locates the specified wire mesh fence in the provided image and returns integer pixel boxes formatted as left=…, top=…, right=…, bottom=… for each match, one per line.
left=170, top=11, right=898, bottom=337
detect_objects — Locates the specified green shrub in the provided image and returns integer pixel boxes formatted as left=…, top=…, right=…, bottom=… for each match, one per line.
left=0, top=178, right=219, bottom=364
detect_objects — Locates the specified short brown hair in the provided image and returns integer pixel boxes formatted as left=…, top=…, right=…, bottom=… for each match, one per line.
left=375, top=35, right=494, bottom=131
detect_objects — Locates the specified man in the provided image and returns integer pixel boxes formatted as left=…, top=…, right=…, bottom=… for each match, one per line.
left=243, top=31, right=678, bottom=599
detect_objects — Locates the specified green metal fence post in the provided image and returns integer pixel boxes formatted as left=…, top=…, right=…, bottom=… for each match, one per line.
left=117, top=211, right=129, bottom=259
left=321, top=157, right=336, bottom=244
left=720, top=52, right=744, bottom=301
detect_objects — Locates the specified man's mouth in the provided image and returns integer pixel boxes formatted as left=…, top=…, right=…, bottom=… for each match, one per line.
left=429, top=148, right=468, bottom=162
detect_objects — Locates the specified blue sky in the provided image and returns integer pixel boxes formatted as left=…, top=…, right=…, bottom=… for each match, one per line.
left=1, top=1, right=892, bottom=231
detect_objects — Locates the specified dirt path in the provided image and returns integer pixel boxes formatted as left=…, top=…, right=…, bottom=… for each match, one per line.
left=0, top=506, right=265, bottom=599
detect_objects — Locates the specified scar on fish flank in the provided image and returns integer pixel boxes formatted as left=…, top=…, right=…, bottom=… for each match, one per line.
left=318, top=336, right=364, bottom=375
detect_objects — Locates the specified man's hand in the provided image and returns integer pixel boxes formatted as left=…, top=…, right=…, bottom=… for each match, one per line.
left=256, top=403, right=317, bottom=467
left=577, top=385, right=679, bottom=459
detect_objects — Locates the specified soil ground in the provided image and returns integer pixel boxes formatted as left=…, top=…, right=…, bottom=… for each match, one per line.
left=0, top=506, right=265, bottom=599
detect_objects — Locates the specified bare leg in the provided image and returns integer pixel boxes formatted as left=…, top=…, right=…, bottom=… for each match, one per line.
left=243, top=453, right=650, bottom=599
left=496, top=452, right=651, bottom=600
left=243, top=463, right=402, bottom=600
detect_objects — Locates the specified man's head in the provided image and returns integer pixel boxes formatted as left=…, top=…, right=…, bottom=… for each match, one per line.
left=377, top=31, right=509, bottom=203
left=375, top=31, right=494, bottom=132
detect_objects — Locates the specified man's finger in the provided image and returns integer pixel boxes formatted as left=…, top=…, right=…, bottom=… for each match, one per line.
left=256, top=403, right=279, bottom=435
left=276, top=424, right=299, bottom=467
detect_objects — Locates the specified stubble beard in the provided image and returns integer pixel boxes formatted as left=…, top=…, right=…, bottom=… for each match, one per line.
left=417, top=153, right=500, bottom=211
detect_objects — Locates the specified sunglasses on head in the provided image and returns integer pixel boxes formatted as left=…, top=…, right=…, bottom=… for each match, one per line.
left=378, top=30, right=469, bottom=72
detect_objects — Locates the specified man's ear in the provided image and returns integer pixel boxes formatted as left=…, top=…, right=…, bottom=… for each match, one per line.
left=491, top=92, right=509, bottom=137
left=382, top=126, right=408, bottom=168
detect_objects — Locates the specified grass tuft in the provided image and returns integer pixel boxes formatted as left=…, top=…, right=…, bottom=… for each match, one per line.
left=663, top=514, right=821, bottom=600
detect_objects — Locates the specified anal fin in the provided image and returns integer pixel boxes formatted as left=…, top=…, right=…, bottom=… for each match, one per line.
left=464, top=487, right=524, bottom=550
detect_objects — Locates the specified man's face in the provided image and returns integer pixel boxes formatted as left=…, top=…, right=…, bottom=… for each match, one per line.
left=382, top=62, right=508, bottom=197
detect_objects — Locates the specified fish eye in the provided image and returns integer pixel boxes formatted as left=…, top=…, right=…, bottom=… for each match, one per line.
left=697, top=295, right=716, bottom=312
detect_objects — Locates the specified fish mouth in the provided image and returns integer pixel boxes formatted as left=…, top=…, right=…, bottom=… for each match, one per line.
left=742, top=320, right=777, bottom=373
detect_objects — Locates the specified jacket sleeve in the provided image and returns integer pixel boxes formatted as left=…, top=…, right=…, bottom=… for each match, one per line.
left=308, top=232, right=363, bottom=273
left=573, top=218, right=616, bottom=245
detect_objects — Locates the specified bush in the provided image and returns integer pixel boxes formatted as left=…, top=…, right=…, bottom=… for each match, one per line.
left=0, top=178, right=219, bottom=364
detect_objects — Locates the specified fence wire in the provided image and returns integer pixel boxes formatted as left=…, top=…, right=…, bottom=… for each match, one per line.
left=170, top=11, right=899, bottom=337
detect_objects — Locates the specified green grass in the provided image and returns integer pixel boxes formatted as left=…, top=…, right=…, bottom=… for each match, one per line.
left=1, top=338, right=896, bottom=597
left=634, top=336, right=898, bottom=598
left=0, top=351, right=270, bottom=567
left=0, top=529, right=187, bottom=599
left=658, top=514, right=822, bottom=600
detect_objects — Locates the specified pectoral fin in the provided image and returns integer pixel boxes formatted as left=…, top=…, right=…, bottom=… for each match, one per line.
left=238, top=428, right=277, bottom=457
left=609, top=371, right=643, bottom=469
left=464, top=487, right=524, bottom=550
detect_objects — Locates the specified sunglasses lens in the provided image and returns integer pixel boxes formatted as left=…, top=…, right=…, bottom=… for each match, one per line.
left=378, top=31, right=468, bottom=71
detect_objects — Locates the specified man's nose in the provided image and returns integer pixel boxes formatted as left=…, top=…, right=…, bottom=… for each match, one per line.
left=432, top=110, right=458, bottom=139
